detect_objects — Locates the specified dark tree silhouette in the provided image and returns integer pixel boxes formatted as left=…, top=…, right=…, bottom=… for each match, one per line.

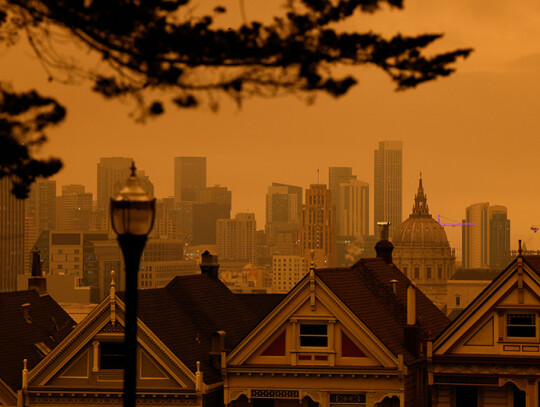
left=0, top=0, right=472, bottom=197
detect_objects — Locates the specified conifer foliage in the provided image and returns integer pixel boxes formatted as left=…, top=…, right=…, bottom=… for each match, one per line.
left=0, top=0, right=472, bottom=197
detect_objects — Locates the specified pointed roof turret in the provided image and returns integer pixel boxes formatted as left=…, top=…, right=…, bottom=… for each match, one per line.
left=411, top=173, right=430, bottom=218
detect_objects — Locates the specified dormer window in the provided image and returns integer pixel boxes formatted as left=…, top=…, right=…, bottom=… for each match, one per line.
left=506, top=313, right=536, bottom=338
left=299, top=324, right=328, bottom=347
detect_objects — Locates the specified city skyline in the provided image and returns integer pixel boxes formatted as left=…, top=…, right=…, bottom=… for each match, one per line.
left=3, top=1, right=540, bottom=253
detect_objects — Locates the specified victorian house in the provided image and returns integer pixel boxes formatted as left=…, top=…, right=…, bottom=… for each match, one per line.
left=19, top=270, right=283, bottom=407
left=430, top=250, right=540, bottom=406
left=225, top=252, right=450, bottom=407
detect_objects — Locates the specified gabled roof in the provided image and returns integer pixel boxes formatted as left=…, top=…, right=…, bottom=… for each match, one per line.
left=317, top=258, right=450, bottom=364
left=0, top=291, right=75, bottom=392
left=434, top=255, right=540, bottom=352
left=120, top=275, right=284, bottom=384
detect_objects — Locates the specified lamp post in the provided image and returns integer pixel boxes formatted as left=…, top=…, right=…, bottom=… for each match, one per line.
left=110, top=162, right=156, bottom=407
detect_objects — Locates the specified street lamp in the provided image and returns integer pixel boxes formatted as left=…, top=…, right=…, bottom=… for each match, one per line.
left=110, top=162, right=155, bottom=407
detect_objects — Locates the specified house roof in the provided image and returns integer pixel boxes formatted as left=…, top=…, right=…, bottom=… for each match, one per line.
left=119, top=275, right=285, bottom=385
left=317, top=257, right=450, bottom=364
left=0, top=291, right=75, bottom=392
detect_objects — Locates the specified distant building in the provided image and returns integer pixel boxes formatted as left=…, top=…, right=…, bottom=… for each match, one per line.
left=374, top=140, right=402, bottom=239
left=174, top=156, right=206, bottom=203
left=445, top=268, right=502, bottom=319
left=217, top=213, right=257, bottom=264
left=192, top=186, right=232, bottom=245
left=0, top=177, right=24, bottom=292
left=393, top=176, right=456, bottom=309
left=488, top=205, right=511, bottom=268
left=462, top=202, right=510, bottom=268
left=57, top=184, right=93, bottom=231
left=96, top=157, right=132, bottom=211
left=271, top=254, right=307, bottom=293
left=265, top=183, right=302, bottom=256
left=329, top=167, right=356, bottom=235
left=339, top=179, right=369, bottom=238
left=26, top=179, right=56, bottom=233
left=301, top=184, right=336, bottom=268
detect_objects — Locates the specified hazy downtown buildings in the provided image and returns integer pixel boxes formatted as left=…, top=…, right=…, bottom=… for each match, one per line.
left=192, top=185, right=232, bottom=245
left=301, top=184, right=336, bottom=268
left=26, top=179, right=56, bottom=233
left=462, top=203, right=510, bottom=269
left=271, top=254, right=307, bottom=293
left=174, top=157, right=206, bottom=203
left=488, top=205, right=511, bottom=268
left=96, top=157, right=132, bottom=211
left=374, top=140, right=402, bottom=239
left=265, top=183, right=302, bottom=256
left=329, top=167, right=356, bottom=235
left=393, top=177, right=455, bottom=308
left=57, top=185, right=93, bottom=231
left=339, top=179, right=369, bottom=238
left=0, top=177, right=25, bottom=291
left=217, top=213, right=257, bottom=264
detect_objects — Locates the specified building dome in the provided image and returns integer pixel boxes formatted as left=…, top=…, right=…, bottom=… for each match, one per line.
left=392, top=175, right=456, bottom=310
left=394, top=216, right=450, bottom=246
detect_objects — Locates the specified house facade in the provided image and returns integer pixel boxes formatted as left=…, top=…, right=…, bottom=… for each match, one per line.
left=430, top=253, right=540, bottom=407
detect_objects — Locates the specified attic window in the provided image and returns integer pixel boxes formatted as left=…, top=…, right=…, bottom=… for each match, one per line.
left=300, top=324, right=327, bottom=347
left=506, top=313, right=536, bottom=338
left=100, top=342, right=124, bottom=370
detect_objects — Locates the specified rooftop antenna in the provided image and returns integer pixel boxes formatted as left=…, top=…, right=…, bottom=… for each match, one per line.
left=317, top=168, right=320, bottom=184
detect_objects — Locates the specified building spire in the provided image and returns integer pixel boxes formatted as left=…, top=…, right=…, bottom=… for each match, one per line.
left=411, top=173, right=430, bottom=217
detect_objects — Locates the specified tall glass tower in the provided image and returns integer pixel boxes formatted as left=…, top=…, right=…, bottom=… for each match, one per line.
left=374, top=141, right=402, bottom=239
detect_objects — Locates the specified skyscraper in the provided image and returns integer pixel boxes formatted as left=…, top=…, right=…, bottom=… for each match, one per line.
left=374, top=141, right=402, bottom=239
left=265, top=183, right=302, bottom=256
left=339, top=180, right=369, bottom=238
left=27, top=179, right=56, bottom=233
left=488, top=206, right=511, bottom=268
left=217, top=213, right=257, bottom=263
left=0, top=177, right=24, bottom=291
left=301, top=184, right=336, bottom=268
left=174, top=157, right=206, bottom=203
left=58, top=185, right=93, bottom=231
left=97, top=157, right=132, bottom=210
left=462, top=202, right=489, bottom=269
left=463, top=203, right=510, bottom=269
left=329, top=167, right=356, bottom=235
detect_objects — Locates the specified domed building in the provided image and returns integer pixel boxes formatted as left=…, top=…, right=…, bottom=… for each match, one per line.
left=393, top=176, right=455, bottom=309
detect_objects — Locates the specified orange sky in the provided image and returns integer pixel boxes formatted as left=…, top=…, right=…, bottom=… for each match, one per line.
left=3, top=0, right=540, bottom=254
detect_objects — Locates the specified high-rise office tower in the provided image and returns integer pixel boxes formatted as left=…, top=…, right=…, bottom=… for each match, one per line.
left=329, top=167, right=356, bottom=235
left=374, top=141, right=402, bottom=239
left=58, top=185, right=93, bottom=231
left=266, top=183, right=302, bottom=224
left=488, top=206, right=511, bottom=268
left=301, top=184, right=336, bottom=268
left=191, top=185, right=232, bottom=245
left=0, top=177, right=25, bottom=291
left=174, top=157, right=206, bottom=203
left=217, top=213, right=257, bottom=263
left=339, top=180, right=369, bottom=238
left=265, top=183, right=302, bottom=256
left=97, top=157, right=133, bottom=210
left=462, top=202, right=490, bottom=269
left=463, top=203, right=510, bottom=269
left=27, top=179, right=56, bottom=233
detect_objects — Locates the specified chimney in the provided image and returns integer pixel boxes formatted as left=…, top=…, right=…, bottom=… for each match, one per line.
left=404, top=283, right=419, bottom=357
left=375, top=222, right=393, bottom=264
left=28, top=248, right=47, bottom=294
left=199, top=251, right=219, bottom=278
left=210, top=330, right=226, bottom=370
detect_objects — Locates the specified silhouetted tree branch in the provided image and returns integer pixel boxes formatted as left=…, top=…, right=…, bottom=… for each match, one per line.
left=0, top=0, right=472, bottom=197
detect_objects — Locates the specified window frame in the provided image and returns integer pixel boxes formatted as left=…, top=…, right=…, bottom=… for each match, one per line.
left=505, top=312, right=537, bottom=339
left=299, top=323, right=328, bottom=348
